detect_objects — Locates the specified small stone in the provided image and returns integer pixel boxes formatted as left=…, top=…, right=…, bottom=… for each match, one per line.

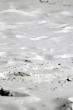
left=55, top=67, right=59, bottom=69
left=24, top=59, right=31, bottom=63
left=58, top=63, right=61, bottom=65
left=66, top=78, right=71, bottom=82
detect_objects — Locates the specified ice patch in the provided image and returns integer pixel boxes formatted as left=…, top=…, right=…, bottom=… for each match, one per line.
left=24, top=96, right=41, bottom=103
left=60, top=11, right=72, bottom=16
left=44, top=65, right=55, bottom=70
left=68, top=97, right=73, bottom=102
left=30, top=52, right=37, bottom=55
left=53, top=24, right=67, bottom=29
left=0, top=8, right=31, bottom=16
left=55, top=54, right=73, bottom=59
left=15, top=35, right=25, bottom=38
left=55, top=26, right=73, bottom=33
left=32, top=67, right=39, bottom=70
left=0, top=52, right=6, bottom=56
left=38, top=20, right=47, bottom=24
left=7, top=59, right=15, bottom=65
left=30, top=36, right=48, bottom=40
left=0, top=73, right=6, bottom=78
left=0, top=22, right=6, bottom=31
left=32, top=55, right=44, bottom=61
left=0, top=5, right=41, bottom=17
left=7, top=25, right=17, bottom=29
left=16, top=87, right=30, bottom=94
left=42, top=48, right=47, bottom=51
left=50, top=49, right=55, bottom=54
left=20, top=47, right=27, bottom=50
left=29, top=74, right=56, bottom=83
left=0, top=71, right=8, bottom=79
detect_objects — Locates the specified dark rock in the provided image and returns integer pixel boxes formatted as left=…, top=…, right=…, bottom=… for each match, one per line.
left=66, top=78, right=71, bottom=82
left=58, top=63, right=61, bottom=66
left=24, top=59, right=31, bottom=63
left=0, top=88, right=13, bottom=96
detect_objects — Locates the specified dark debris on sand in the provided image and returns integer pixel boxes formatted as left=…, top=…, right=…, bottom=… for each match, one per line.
left=14, top=72, right=31, bottom=77
left=8, top=71, right=31, bottom=79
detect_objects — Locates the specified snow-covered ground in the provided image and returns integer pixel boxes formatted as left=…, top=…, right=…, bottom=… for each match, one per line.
left=0, top=0, right=73, bottom=110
